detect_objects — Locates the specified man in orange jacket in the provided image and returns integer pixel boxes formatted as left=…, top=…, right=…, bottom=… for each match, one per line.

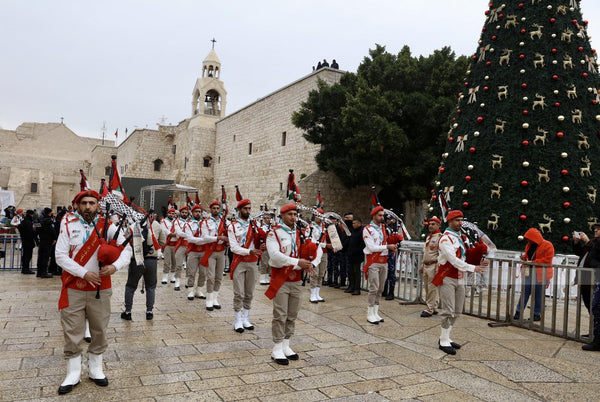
left=514, top=228, right=554, bottom=322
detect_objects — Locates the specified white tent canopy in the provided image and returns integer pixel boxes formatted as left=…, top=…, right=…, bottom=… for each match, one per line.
left=139, top=184, right=199, bottom=210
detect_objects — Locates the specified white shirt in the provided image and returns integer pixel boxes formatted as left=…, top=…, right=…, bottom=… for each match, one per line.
left=362, top=222, right=387, bottom=257
left=437, top=228, right=475, bottom=273
left=267, top=223, right=323, bottom=270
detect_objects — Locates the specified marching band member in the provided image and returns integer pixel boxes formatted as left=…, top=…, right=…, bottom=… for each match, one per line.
left=259, top=214, right=273, bottom=285
left=55, top=190, right=132, bottom=394
left=362, top=206, right=397, bottom=324
left=420, top=217, right=442, bottom=317
left=198, top=200, right=229, bottom=311
left=265, top=203, right=322, bottom=365
left=434, top=210, right=488, bottom=355
left=160, top=208, right=178, bottom=285
left=184, top=204, right=207, bottom=300
left=308, top=209, right=329, bottom=303
left=228, top=199, right=263, bottom=332
left=172, top=205, right=190, bottom=291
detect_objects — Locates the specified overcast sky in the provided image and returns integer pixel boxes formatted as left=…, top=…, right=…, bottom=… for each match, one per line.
left=2, top=0, right=600, bottom=142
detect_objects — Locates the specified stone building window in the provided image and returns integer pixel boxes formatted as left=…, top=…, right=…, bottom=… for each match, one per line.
left=282, top=131, right=287, bottom=146
left=218, top=156, right=220, bottom=164
left=30, top=183, right=38, bottom=193
left=233, top=135, right=236, bottom=142
left=203, top=156, right=212, bottom=167
left=279, top=182, right=283, bottom=191
left=248, top=143, right=253, bottom=155
left=104, top=166, right=111, bottom=176
left=172, top=145, right=177, bottom=154
left=154, top=159, right=163, bottom=172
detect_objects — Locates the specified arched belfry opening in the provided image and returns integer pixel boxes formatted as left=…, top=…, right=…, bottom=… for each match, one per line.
left=190, top=41, right=227, bottom=118
left=204, top=89, right=221, bottom=116
left=203, top=64, right=220, bottom=79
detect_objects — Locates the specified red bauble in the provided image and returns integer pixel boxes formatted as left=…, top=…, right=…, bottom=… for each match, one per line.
left=469, top=147, right=476, bottom=153
left=492, top=35, right=497, bottom=40
left=522, top=140, right=529, bottom=146
left=521, top=180, right=528, bottom=187
left=462, top=202, right=469, bottom=208
left=457, top=109, right=462, bottom=114
left=439, top=167, right=445, bottom=173
left=579, top=46, right=584, bottom=52
left=551, top=48, right=557, bottom=53
left=555, top=102, right=560, bottom=107
left=477, top=116, right=484, bottom=123
left=519, top=54, right=525, bottom=60
left=487, top=61, right=492, bottom=66
left=550, top=18, right=556, bottom=23
left=520, top=29, right=526, bottom=34
left=482, top=27, right=487, bottom=32
left=583, top=72, right=589, bottom=78
left=518, top=3, right=523, bottom=8
left=562, top=236, right=570, bottom=243
left=552, top=74, right=559, bottom=80
left=432, top=195, right=437, bottom=200
left=465, top=81, right=470, bottom=86
left=452, top=117, right=456, bottom=121
left=499, top=14, right=504, bottom=19
left=465, top=175, right=472, bottom=182
left=593, top=100, right=598, bottom=105
left=485, top=10, right=489, bottom=15
left=520, top=215, right=527, bottom=221
left=556, top=131, right=564, bottom=138
left=472, top=55, right=478, bottom=60
left=572, top=19, right=578, bottom=24
left=521, top=83, right=527, bottom=88
left=563, top=201, right=571, bottom=208
left=484, top=86, right=489, bottom=91
left=430, top=189, right=435, bottom=194
left=523, top=110, right=529, bottom=115
left=449, top=137, right=454, bottom=143
left=561, top=169, right=568, bottom=175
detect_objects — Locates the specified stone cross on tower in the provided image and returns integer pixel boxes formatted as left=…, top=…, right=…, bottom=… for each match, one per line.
left=211, top=38, right=216, bottom=49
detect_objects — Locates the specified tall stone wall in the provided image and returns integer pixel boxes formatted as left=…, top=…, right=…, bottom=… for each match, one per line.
left=213, top=68, right=343, bottom=206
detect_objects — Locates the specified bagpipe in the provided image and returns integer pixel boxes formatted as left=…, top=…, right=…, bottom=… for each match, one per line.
left=294, top=203, right=351, bottom=252
left=382, top=208, right=409, bottom=245
left=248, top=210, right=275, bottom=250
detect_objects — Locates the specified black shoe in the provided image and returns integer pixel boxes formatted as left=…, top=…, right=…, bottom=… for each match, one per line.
left=450, top=341, right=461, bottom=350
left=385, top=294, right=395, bottom=300
left=285, top=353, right=299, bottom=361
left=271, top=356, right=289, bottom=365
left=213, top=304, right=221, bottom=310
left=381, top=289, right=388, bottom=297
left=582, top=338, right=600, bottom=351
left=439, top=341, right=457, bottom=355
left=121, top=312, right=132, bottom=321
left=146, top=311, right=153, bottom=320
left=243, top=324, right=254, bottom=330
left=235, top=327, right=244, bottom=333
left=174, top=286, right=180, bottom=291
left=161, top=280, right=167, bottom=284
left=206, top=306, right=214, bottom=311
left=533, top=314, right=541, bottom=322
left=39, top=273, right=53, bottom=278
left=352, top=289, right=361, bottom=296
left=170, top=279, right=176, bottom=283
left=21, top=270, right=35, bottom=274
left=84, top=336, right=91, bottom=343
left=513, top=311, right=520, bottom=320
left=310, top=299, right=318, bottom=304
left=433, top=311, right=439, bottom=315
left=420, top=311, right=432, bottom=318
left=333, top=283, right=340, bottom=289
left=344, top=287, right=353, bottom=293
left=58, top=381, right=79, bottom=395
left=90, top=376, right=109, bottom=386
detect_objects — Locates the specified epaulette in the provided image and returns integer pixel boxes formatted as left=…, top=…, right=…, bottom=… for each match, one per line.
left=272, top=224, right=282, bottom=230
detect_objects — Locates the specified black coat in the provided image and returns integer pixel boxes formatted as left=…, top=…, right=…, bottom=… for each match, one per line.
left=17, top=216, right=37, bottom=247
left=347, top=225, right=365, bottom=263
left=573, top=238, right=600, bottom=285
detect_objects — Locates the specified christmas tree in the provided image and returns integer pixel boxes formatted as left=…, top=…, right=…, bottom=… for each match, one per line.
left=426, top=0, right=600, bottom=252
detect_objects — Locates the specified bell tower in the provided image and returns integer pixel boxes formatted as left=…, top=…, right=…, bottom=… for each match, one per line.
left=191, top=39, right=227, bottom=120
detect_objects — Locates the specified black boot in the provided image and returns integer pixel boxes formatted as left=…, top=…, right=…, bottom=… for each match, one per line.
left=582, top=335, right=600, bottom=351
left=385, top=283, right=395, bottom=300
left=381, top=283, right=388, bottom=298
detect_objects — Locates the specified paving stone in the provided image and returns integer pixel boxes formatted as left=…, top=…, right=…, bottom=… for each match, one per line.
left=483, top=360, right=572, bottom=383
left=213, top=380, right=294, bottom=401
left=286, top=371, right=364, bottom=391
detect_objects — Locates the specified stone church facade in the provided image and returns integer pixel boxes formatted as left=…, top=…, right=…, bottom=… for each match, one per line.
left=1, top=47, right=390, bottom=225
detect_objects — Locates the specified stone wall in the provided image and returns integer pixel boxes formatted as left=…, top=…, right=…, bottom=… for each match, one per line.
left=213, top=68, right=343, bottom=206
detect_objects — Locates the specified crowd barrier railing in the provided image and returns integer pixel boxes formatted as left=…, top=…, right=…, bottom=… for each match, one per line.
left=0, top=234, right=22, bottom=270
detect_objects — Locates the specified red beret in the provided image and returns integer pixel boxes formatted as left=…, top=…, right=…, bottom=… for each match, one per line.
left=191, top=204, right=202, bottom=212
left=316, top=208, right=324, bottom=214
left=280, top=203, right=297, bottom=214
left=428, top=216, right=441, bottom=224
left=16, top=209, right=23, bottom=214
left=179, top=206, right=189, bottom=211
left=167, top=208, right=176, bottom=213
left=237, top=198, right=251, bottom=209
left=209, top=200, right=220, bottom=208
left=72, top=190, right=101, bottom=205
left=370, top=206, right=384, bottom=216
left=446, top=210, right=463, bottom=222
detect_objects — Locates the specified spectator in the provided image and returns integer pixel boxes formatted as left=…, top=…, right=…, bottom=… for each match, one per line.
left=17, top=210, right=37, bottom=274
left=322, top=59, right=329, bottom=68
left=346, top=217, right=365, bottom=295
left=331, top=59, right=339, bottom=69
left=572, top=224, right=600, bottom=314
left=36, top=208, right=55, bottom=278
left=316, top=61, right=322, bottom=70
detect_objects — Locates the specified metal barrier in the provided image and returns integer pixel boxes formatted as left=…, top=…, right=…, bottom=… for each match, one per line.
left=0, top=234, right=22, bottom=270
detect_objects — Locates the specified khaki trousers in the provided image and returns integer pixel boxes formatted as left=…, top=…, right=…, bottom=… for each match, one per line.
left=163, top=245, right=176, bottom=274
left=60, top=288, right=112, bottom=358
left=173, top=246, right=186, bottom=278
left=259, top=249, right=270, bottom=275
left=232, top=260, right=257, bottom=311
left=272, top=280, right=301, bottom=343
left=439, top=276, right=465, bottom=329
left=186, top=251, right=206, bottom=288
left=206, top=250, right=225, bottom=293
left=422, top=263, right=439, bottom=313
left=310, top=252, right=327, bottom=289
left=367, top=262, right=387, bottom=306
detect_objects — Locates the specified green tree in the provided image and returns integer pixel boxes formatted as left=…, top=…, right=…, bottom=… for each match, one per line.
left=292, top=44, right=469, bottom=199
left=426, top=1, right=600, bottom=252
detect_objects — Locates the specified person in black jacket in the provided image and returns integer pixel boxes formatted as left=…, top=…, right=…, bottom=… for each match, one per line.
left=572, top=224, right=600, bottom=313
left=35, top=208, right=54, bottom=278
left=17, top=210, right=37, bottom=274
left=346, top=217, right=365, bottom=295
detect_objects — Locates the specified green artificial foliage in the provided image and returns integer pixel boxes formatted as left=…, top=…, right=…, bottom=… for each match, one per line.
left=425, top=0, right=600, bottom=252
left=292, top=45, right=468, bottom=199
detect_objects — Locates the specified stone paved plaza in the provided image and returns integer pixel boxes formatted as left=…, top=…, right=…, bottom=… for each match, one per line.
left=1, top=266, right=599, bottom=401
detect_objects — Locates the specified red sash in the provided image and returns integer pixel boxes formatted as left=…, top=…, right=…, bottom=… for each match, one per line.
left=361, top=224, right=388, bottom=279
left=229, top=221, right=258, bottom=279
left=164, top=220, right=178, bottom=248
left=186, top=224, right=205, bottom=255
left=431, top=239, right=463, bottom=287
left=58, top=218, right=112, bottom=310
left=264, top=227, right=301, bottom=299
left=200, top=218, right=226, bottom=267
